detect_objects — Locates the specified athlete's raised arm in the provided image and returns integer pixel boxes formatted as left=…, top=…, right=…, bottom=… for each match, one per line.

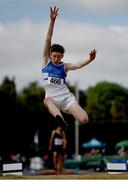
left=64, top=49, right=97, bottom=72
left=43, top=6, right=59, bottom=66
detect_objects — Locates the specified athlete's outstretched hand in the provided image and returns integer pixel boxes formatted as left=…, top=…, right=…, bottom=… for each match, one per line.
left=50, top=6, right=59, bottom=21
left=89, top=49, right=97, bottom=61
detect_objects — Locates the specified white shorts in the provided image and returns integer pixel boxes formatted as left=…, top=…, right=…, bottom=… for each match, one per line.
left=51, top=93, right=77, bottom=113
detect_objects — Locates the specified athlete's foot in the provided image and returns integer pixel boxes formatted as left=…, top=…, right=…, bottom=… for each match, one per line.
left=55, top=115, right=69, bottom=130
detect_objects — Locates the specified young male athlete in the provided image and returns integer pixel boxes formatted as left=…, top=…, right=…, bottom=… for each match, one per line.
left=41, top=6, right=97, bottom=129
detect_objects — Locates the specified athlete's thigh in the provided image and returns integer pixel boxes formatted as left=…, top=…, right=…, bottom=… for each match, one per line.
left=68, top=102, right=88, bottom=120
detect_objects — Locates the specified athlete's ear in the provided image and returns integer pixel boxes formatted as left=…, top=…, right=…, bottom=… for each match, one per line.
left=61, top=54, right=64, bottom=58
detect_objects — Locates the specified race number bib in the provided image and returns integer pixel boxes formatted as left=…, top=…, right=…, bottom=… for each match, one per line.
left=48, top=77, right=64, bottom=85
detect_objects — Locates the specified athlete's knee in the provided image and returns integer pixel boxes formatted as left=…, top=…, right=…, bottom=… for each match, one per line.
left=79, top=113, right=89, bottom=124
left=44, top=96, right=53, bottom=106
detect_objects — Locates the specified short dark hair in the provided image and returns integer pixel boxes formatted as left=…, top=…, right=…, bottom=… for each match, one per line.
left=50, top=44, right=65, bottom=54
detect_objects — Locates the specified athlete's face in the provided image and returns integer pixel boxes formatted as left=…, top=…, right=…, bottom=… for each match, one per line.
left=50, top=52, right=63, bottom=65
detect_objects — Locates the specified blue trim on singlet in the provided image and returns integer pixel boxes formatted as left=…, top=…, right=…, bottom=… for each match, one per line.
left=41, top=60, right=67, bottom=80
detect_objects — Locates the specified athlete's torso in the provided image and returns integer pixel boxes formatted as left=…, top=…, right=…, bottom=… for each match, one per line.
left=53, top=131, right=63, bottom=146
left=41, top=60, right=70, bottom=97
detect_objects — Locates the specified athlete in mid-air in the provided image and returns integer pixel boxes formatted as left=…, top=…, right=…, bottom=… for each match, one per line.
left=41, top=6, right=97, bottom=129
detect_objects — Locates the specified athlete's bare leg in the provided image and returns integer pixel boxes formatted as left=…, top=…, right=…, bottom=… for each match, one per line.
left=44, top=97, right=69, bottom=129
left=44, top=97, right=62, bottom=117
left=57, top=154, right=63, bottom=174
left=53, top=152, right=57, bottom=171
left=68, top=103, right=89, bottom=124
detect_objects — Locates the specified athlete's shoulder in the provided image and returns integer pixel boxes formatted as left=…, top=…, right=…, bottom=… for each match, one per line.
left=41, top=59, right=51, bottom=70
left=64, top=62, right=71, bottom=72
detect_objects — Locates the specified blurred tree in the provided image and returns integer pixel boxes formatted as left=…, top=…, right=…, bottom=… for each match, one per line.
left=86, top=81, right=128, bottom=122
left=17, top=81, right=46, bottom=154
left=0, top=76, right=17, bottom=154
left=110, top=96, right=126, bottom=120
left=20, top=81, right=45, bottom=113
left=0, top=76, right=16, bottom=110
